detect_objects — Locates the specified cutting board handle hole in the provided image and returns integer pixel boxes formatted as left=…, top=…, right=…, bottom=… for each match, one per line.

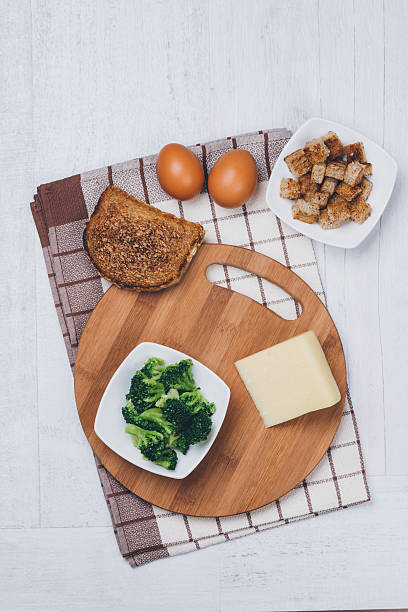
left=206, top=264, right=302, bottom=320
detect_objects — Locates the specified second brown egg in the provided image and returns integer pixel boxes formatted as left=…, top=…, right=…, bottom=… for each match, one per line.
left=208, top=149, right=258, bottom=208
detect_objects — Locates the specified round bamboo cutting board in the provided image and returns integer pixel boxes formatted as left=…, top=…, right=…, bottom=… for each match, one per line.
left=74, top=244, right=346, bottom=517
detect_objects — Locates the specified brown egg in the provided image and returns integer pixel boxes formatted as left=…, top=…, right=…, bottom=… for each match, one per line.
left=156, top=143, right=204, bottom=201
left=208, top=149, right=258, bottom=208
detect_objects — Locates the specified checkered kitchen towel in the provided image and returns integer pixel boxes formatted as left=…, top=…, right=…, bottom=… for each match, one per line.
left=31, top=128, right=370, bottom=567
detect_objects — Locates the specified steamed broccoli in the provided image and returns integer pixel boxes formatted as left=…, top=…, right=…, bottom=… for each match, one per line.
left=122, top=356, right=217, bottom=470
left=154, top=448, right=177, bottom=471
left=160, top=359, right=196, bottom=393
left=179, top=389, right=216, bottom=417
left=183, top=410, right=213, bottom=445
left=138, top=407, right=175, bottom=436
left=160, top=397, right=191, bottom=427
left=155, top=387, right=179, bottom=407
left=173, top=432, right=191, bottom=455
left=179, top=389, right=204, bottom=413
left=125, top=424, right=165, bottom=461
left=140, top=357, right=165, bottom=380
left=122, top=399, right=140, bottom=424
left=126, top=371, right=164, bottom=412
left=165, top=429, right=190, bottom=454
left=202, top=400, right=216, bottom=417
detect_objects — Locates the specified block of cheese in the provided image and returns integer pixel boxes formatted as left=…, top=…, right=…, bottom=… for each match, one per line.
left=234, top=331, right=341, bottom=427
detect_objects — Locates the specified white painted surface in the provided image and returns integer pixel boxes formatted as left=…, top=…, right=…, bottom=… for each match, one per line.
left=1, top=0, right=407, bottom=609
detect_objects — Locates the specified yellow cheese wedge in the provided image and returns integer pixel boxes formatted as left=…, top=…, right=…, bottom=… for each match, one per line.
left=234, top=331, right=341, bottom=427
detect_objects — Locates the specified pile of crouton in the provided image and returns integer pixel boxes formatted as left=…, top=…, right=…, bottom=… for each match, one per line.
left=280, top=132, right=372, bottom=229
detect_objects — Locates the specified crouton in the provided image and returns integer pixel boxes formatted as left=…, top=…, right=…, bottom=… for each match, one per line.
left=344, top=142, right=366, bottom=163
left=335, top=181, right=362, bottom=202
left=344, top=161, right=365, bottom=187
left=329, top=193, right=348, bottom=206
left=326, top=161, right=346, bottom=181
left=360, top=177, right=373, bottom=201
left=323, top=131, right=344, bottom=159
left=362, top=163, right=373, bottom=176
left=299, top=173, right=319, bottom=195
left=311, top=162, right=326, bottom=184
left=280, top=178, right=301, bottom=199
left=319, top=209, right=341, bottom=230
left=327, top=198, right=351, bottom=224
left=284, top=149, right=312, bottom=177
left=292, top=199, right=319, bottom=224
left=321, top=177, right=337, bottom=195
left=304, top=138, right=330, bottom=164
left=305, top=191, right=330, bottom=209
left=349, top=198, right=371, bottom=224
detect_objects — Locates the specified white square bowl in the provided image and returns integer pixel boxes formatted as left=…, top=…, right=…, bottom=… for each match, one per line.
left=94, top=342, right=230, bottom=479
left=266, top=117, right=397, bottom=248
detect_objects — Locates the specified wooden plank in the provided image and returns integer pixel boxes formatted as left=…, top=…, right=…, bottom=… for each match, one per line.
left=219, top=475, right=408, bottom=612
left=0, top=525, right=221, bottom=612
left=381, top=0, right=408, bottom=475
left=208, top=0, right=320, bottom=136
left=0, top=0, right=40, bottom=527
left=0, top=475, right=406, bottom=611
left=31, top=0, right=211, bottom=174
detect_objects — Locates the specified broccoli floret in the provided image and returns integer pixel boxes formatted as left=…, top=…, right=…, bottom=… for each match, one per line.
left=184, top=410, right=213, bottom=445
left=160, top=359, right=196, bottom=393
left=138, top=407, right=175, bottom=437
left=179, top=390, right=216, bottom=417
left=173, top=432, right=190, bottom=455
left=123, top=358, right=216, bottom=466
left=202, top=400, right=216, bottom=417
left=155, top=387, right=179, bottom=407
left=122, top=400, right=169, bottom=433
left=140, top=357, right=165, bottom=380
left=125, top=424, right=165, bottom=461
left=166, top=430, right=190, bottom=455
left=122, top=399, right=140, bottom=424
left=155, top=448, right=178, bottom=471
left=179, top=389, right=204, bottom=413
left=126, top=371, right=165, bottom=412
left=160, top=397, right=191, bottom=427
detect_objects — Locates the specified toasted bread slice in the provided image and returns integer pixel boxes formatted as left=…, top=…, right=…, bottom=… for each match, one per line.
left=83, top=185, right=205, bottom=291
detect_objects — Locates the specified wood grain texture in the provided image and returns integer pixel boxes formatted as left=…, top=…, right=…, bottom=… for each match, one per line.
left=0, top=0, right=40, bottom=528
left=74, top=244, right=345, bottom=516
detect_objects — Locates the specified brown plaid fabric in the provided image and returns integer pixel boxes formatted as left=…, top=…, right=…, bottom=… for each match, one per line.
left=30, top=128, right=370, bottom=567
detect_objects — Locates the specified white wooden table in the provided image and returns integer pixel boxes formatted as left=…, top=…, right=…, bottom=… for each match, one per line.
left=1, top=1, right=407, bottom=610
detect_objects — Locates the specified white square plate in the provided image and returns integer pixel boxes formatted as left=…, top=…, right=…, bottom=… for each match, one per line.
left=266, top=117, right=397, bottom=248
left=94, top=342, right=230, bottom=479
